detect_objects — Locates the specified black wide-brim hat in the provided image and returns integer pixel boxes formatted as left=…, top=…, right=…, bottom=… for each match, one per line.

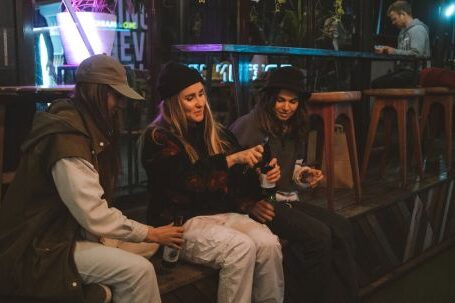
left=261, top=66, right=311, bottom=98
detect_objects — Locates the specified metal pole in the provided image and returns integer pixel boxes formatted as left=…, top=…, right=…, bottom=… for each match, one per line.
left=179, top=0, right=185, bottom=43
left=61, top=0, right=95, bottom=56
left=451, top=20, right=455, bottom=66
left=147, top=0, right=161, bottom=116
left=376, top=0, right=384, bottom=35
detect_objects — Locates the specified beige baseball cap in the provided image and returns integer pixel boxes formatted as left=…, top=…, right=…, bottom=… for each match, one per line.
left=76, top=54, right=144, bottom=100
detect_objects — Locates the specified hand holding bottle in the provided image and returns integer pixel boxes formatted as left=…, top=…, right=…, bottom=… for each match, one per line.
left=262, top=158, right=281, bottom=184
left=161, top=216, right=185, bottom=269
left=226, top=145, right=264, bottom=168
left=146, top=224, right=184, bottom=249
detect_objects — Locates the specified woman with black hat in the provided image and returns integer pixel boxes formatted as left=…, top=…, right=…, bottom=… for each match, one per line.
left=140, top=62, right=284, bottom=303
left=0, top=55, right=184, bottom=303
left=230, top=66, right=359, bottom=303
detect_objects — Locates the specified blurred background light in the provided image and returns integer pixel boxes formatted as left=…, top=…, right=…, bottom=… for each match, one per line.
left=444, top=3, right=455, bottom=18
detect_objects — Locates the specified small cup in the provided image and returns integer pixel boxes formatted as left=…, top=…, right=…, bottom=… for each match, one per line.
left=300, top=171, right=312, bottom=184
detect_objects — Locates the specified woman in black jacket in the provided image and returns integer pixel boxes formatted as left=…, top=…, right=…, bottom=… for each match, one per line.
left=140, top=62, right=284, bottom=303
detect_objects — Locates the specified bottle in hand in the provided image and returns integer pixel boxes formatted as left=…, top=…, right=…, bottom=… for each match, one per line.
left=162, top=215, right=184, bottom=269
left=258, top=136, right=276, bottom=202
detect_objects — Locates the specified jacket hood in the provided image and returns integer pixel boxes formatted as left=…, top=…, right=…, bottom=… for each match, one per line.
left=406, top=18, right=428, bottom=33
left=21, top=99, right=110, bottom=154
left=21, top=100, right=88, bottom=152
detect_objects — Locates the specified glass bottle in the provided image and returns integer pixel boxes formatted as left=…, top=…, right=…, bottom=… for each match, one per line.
left=161, top=215, right=184, bottom=269
left=258, top=136, right=276, bottom=202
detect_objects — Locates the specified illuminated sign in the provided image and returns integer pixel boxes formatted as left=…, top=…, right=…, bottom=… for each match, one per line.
left=121, top=21, right=138, bottom=29
left=115, top=0, right=147, bottom=70
left=33, top=21, right=138, bottom=33
left=95, top=20, right=138, bottom=30
left=188, top=63, right=292, bottom=82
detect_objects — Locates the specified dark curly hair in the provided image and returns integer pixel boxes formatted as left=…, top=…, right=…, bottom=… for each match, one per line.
left=256, top=87, right=310, bottom=142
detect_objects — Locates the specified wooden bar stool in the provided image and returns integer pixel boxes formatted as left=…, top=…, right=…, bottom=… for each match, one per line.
left=307, top=91, right=362, bottom=211
left=420, top=87, right=455, bottom=174
left=361, top=88, right=425, bottom=187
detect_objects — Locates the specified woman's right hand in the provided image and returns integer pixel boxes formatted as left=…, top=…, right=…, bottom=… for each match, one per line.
left=226, top=145, right=264, bottom=168
left=146, top=224, right=184, bottom=249
left=265, top=158, right=281, bottom=183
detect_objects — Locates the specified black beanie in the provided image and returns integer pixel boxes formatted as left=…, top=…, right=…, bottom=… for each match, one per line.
left=262, top=66, right=311, bottom=98
left=157, top=62, right=204, bottom=100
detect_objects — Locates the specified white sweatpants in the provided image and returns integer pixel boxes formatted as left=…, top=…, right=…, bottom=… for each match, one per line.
left=73, top=241, right=161, bottom=303
left=182, top=213, right=284, bottom=303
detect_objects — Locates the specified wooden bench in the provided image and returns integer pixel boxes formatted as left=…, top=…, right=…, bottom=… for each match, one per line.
left=151, top=257, right=219, bottom=303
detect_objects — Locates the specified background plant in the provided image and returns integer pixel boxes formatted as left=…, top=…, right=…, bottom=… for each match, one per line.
left=249, top=0, right=307, bottom=46
left=64, top=0, right=114, bottom=13
left=63, top=0, right=145, bottom=14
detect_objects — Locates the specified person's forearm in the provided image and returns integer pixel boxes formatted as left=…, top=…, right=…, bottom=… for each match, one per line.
left=226, top=153, right=238, bottom=168
left=52, top=158, right=149, bottom=242
left=393, top=48, right=419, bottom=56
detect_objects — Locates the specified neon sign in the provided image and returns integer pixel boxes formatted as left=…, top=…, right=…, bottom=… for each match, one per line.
left=121, top=21, right=137, bottom=29
left=33, top=21, right=138, bottom=33
left=95, top=20, right=137, bottom=30
left=187, top=63, right=292, bottom=82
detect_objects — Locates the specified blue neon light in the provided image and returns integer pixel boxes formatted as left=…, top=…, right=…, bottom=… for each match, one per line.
left=445, top=4, right=455, bottom=17
left=188, top=63, right=292, bottom=82
left=39, top=34, right=51, bottom=86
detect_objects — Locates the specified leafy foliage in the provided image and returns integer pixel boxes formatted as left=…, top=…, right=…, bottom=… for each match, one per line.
left=249, top=0, right=309, bottom=47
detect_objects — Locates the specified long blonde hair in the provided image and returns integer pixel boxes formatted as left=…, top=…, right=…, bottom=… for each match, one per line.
left=150, top=92, right=231, bottom=162
left=139, top=90, right=232, bottom=163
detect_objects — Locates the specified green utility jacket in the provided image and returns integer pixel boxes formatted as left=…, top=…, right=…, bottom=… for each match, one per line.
left=0, top=99, right=109, bottom=302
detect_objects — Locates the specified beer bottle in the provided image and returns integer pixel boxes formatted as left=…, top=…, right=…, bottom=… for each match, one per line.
left=161, top=215, right=184, bottom=269
left=258, top=136, right=277, bottom=202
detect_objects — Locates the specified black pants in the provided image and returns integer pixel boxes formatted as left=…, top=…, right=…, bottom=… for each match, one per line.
left=371, top=69, right=418, bottom=88
left=267, top=201, right=359, bottom=303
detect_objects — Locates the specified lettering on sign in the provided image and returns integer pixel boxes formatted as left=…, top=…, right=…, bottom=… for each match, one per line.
left=114, top=0, right=147, bottom=70
left=189, top=63, right=292, bottom=82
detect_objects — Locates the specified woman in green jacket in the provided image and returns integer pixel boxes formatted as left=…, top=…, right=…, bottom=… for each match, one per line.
left=0, top=55, right=183, bottom=303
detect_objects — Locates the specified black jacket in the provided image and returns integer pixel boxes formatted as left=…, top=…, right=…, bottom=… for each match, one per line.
left=141, top=124, right=262, bottom=226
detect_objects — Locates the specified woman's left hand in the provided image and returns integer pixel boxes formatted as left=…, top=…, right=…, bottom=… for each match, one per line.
left=299, top=166, right=324, bottom=188
left=249, top=200, right=275, bottom=223
left=266, top=158, right=281, bottom=183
